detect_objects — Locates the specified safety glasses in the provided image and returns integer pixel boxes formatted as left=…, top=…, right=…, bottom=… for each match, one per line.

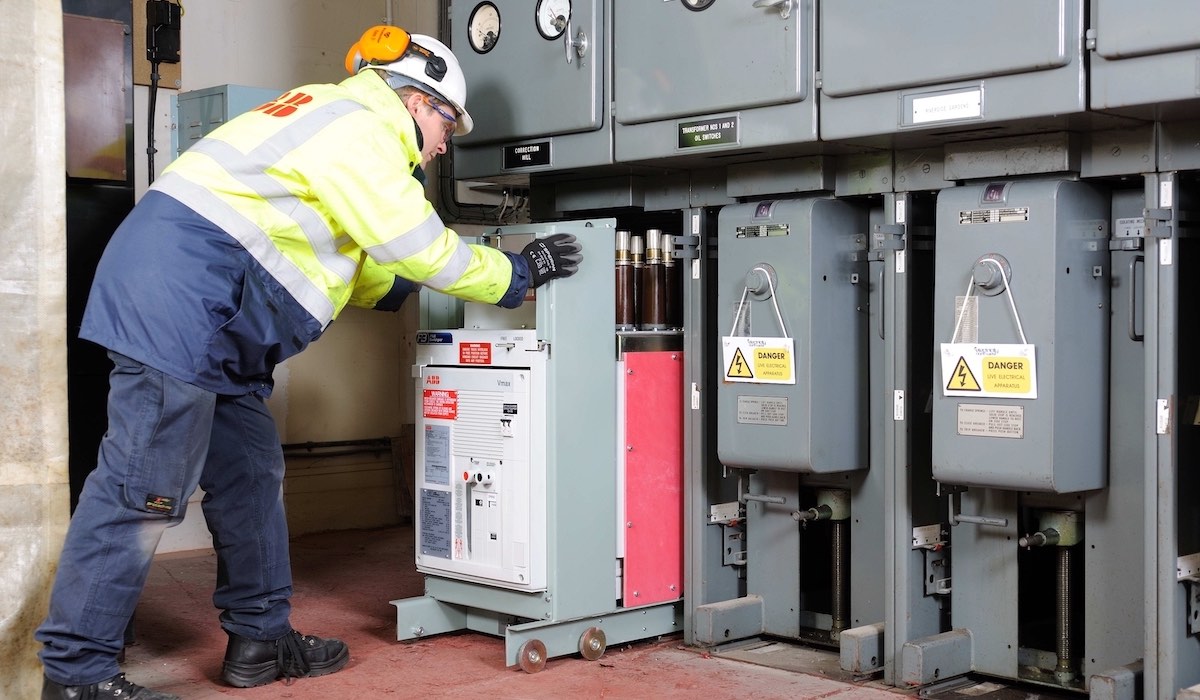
left=422, top=95, right=457, bottom=142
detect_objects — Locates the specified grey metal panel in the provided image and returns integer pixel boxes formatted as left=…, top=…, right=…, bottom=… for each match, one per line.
left=944, top=133, right=1081, bottom=181
left=1081, top=127, right=1156, bottom=179
left=529, top=218, right=619, bottom=620
left=614, top=1, right=805, bottom=124
left=450, top=0, right=610, bottom=179
left=894, top=149, right=952, bottom=192
left=453, top=131, right=614, bottom=182
left=745, top=471, right=801, bottom=638
left=899, top=629, right=974, bottom=686
left=612, top=2, right=817, bottom=166
left=715, top=198, right=868, bottom=473
left=726, top=157, right=834, bottom=199
left=835, top=153, right=894, bottom=197
left=452, top=0, right=603, bottom=144
left=850, top=207, right=888, bottom=632
left=682, top=208, right=743, bottom=647
left=1160, top=121, right=1200, bottom=173
left=949, top=489, right=1019, bottom=678
left=820, top=1, right=1087, bottom=140
left=1090, top=52, right=1200, bottom=112
left=931, top=180, right=1109, bottom=493
left=1082, top=190, right=1146, bottom=678
left=1093, top=0, right=1200, bottom=59
left=1089, top=0, right=1200, bottom=111
left=822, top=1, right=1073, bottom=98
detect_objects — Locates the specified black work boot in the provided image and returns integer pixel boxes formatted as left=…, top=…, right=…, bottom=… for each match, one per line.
left=221, top=629, right=349, bottom=688
left=42, top=673, right=179, bottom=699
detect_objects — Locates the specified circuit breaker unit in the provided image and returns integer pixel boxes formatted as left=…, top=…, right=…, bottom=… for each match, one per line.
left=414, top=330, right=546, bottom=591
left=394, top=220, right=683, bottom=672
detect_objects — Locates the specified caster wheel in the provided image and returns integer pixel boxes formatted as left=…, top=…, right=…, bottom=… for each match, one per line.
left=579, top=626, right=606, bottom=661
left=518, top=638, right=547, bottom=673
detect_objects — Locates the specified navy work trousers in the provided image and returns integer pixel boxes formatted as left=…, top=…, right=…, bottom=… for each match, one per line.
left=37, top=352, right=293, bottom=685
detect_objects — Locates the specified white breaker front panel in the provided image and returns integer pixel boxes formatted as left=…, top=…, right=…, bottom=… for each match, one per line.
left=414, top=329, right=547, bottom=591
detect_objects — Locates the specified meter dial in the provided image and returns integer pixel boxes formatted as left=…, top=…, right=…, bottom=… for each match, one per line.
left=682, top=0, right=716, bottom=10
left=535, top=0, right=571, bottom=40
left=467, top=2, right=501, bottom=54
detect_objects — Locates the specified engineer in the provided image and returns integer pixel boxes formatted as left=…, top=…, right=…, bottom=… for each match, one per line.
left=37, top=26, right=582, bottom=700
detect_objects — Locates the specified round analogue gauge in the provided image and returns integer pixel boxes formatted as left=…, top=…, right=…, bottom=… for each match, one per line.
left=467, top=2, right=501, bottom=53
left=682, top=0, right=716, bottom=10
left=535, top=0, right=571, bottom=40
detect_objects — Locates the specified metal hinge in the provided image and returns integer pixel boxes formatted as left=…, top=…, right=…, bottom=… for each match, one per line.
left=872, top=223, right=907, bottom=251
left=668, top=234, right=700, bottom=261
left=1145, top=208, right=1174, bottom=239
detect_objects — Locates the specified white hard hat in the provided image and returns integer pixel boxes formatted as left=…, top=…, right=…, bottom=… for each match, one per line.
left=345, top=27, right=473, bottom=136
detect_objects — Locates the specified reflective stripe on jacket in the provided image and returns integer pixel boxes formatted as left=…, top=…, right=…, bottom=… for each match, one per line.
left=156, top=70, right=517, bottom=326
left=80, top=71, right=524, bottom=396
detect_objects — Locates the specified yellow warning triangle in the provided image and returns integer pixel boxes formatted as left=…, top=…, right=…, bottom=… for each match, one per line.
left=946, top=356, right=980, bottom=391
left=727, top=347, right=754, bottom=378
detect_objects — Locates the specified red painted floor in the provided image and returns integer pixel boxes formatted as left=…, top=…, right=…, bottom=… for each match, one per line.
left=122, top=525, right=907, bottom=699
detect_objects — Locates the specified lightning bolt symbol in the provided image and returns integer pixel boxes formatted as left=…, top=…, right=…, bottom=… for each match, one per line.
left=956, top=363, right=968, bottom=387
left=734, top=356, right=746, bottom=374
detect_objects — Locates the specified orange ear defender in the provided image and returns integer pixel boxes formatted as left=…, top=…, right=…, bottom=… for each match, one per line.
left=344, top=25, right=448, bottom=82
left=344, top=25, right=412, bottom=74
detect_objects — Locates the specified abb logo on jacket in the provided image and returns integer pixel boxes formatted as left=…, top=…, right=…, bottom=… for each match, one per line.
left=254, top=91, right=313, bottom=117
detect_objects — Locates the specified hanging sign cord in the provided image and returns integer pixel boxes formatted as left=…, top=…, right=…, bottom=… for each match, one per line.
left=728, top=265, right=790, bottom=338
left=949, top=257, right=1028, bottom=345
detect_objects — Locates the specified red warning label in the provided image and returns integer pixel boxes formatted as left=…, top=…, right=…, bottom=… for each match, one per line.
left=422, top=389, right=458, bottom=420
left=459, top=342, right=492, bottom=365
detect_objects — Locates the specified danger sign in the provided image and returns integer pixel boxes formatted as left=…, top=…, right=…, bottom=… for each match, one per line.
left=940, top=343, right=1037, bottom=399
left=722, top=336, right=795, bottom=385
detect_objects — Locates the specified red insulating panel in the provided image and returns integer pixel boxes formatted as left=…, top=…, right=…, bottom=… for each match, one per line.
left=622, top=350, right=684, bottom=606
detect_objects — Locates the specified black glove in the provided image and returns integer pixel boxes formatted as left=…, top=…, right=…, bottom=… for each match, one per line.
left=520, top=233, right=583, bottom=289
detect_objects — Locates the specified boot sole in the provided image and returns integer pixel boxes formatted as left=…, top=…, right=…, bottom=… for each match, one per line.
left=221, top=645, right=350, bottom=688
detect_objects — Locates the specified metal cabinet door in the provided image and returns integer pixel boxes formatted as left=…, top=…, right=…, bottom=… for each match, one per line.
left=452, top=0, right=604, bottom=146
left=821, top=0, right=1074, bottom=98
left=1094, top=0, right=1200, bottom=58
left=820, top=0, right=1087, bottom=140
left=614, top=1, right=806, bottom=125
left=1090, top=0, right=1200, bottom=110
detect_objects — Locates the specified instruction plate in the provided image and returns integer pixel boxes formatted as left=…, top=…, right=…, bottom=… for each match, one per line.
left=956, top=403, right=1024, bottom=439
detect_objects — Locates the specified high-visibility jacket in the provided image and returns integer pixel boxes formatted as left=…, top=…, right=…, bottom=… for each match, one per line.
left=80, top=70, right=529, bottom=396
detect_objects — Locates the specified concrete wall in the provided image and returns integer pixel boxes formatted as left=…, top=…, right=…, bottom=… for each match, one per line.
left=2, top=1, right=69, bottom=696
